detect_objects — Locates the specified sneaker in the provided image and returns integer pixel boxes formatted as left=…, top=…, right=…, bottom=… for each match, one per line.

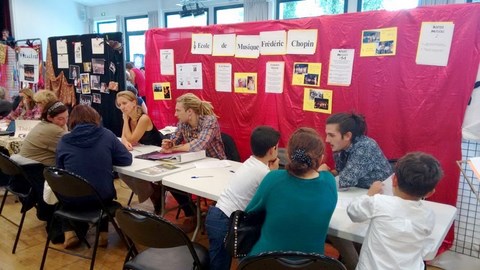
left=176, top=216, right=196, bottom=234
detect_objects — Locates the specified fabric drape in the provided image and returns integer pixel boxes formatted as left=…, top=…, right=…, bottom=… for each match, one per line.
left=148, top=11, right=158, bottom=29
left=244, top=0, right=268, bottom=22
left=116, top=15, right=125, bottom=33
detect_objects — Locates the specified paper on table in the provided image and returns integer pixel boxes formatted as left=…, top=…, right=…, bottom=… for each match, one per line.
left=195, top=160, right=231, bottom=169
left=159, top=126, right=177, bottom=135
left=468, top=157, right=480, bottom=179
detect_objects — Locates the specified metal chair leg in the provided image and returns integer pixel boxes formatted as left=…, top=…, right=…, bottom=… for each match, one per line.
left=0, top=188, right=8, bottom=214
left=127, top=191, right=134, bottom=206
left=11, top=210, right=26, bottom=254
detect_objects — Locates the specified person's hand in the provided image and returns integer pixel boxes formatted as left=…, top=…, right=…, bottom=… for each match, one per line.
left=318, top=163, right=330, bottom=171
left=161, top=139, right=173, bottom=149
left=367, top=181, right=384, bottom=196
left=160, top=147, right=173, bottom=153
left=268, top=158, right=280, bottom=170
left=122, top=140, right=133, bottom=151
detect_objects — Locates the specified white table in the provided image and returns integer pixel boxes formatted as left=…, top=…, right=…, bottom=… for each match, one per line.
left=162, top=170, right=456, bottom=260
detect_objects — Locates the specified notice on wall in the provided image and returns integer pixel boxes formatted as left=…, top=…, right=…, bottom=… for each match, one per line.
left=260, top=30, right=287, bottom=55
left=57, top=54, right=69, bottom=69
left=213, top=34, right=236, bottom=56
left=303, top=88, right=333, bottom=114
left=191, top=34, right=212, bottom=55
left=215, top=63, right=232, bottom=92
left=160, top=49, right=174, bottom=75
left=328, top=49, right=355, bottom=86
left=176, top=63, right=203, bottom=89
left=18, top=47, right=40, bottom=83
left=153, top=82, right=172, bottom=100
left=265, top=61, right=285, bottom=94
left=287, top=29, right=317, bottom=55
left=234, top=72, right=257, bottom=94
left=56, top=39, right=68, bottom=54
left=360, top=27, right=397, bottom=57
left=74, top=42, right=82, bottom=63
left=235, top=35, right=260, bottom=59
left=292, top=62, right=321, bottom=87
left=91, top=38, right=104, bottom=54
left=416, top=22, right=454, bottom=67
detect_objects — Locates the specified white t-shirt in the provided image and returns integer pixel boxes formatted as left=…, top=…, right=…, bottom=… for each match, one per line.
left=216, top=156, right=269, bottom=217
left=347, top=194, right=435, bottom=270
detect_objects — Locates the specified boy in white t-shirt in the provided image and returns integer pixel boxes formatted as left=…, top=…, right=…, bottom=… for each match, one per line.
left=205, top=126, right=280, bottom=270
left=347, top=152, right=443, bottom=270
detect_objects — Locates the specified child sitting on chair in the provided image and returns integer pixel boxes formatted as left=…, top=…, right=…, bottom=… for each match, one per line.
left=347, top=152, right=443, bottom=270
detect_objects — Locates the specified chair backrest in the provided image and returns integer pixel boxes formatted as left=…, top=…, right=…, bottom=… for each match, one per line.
left=238, top=251, right=347, bottom=270
left=43, top=167, right=98, bottom=199
left=0, top=152, right=23, bottom=177
left=221, top=133, right=240, bottom=161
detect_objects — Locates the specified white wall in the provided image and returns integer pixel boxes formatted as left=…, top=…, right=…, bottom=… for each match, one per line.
left=10, top=0, right=87, bottom=59
left=89, top=0, right=159, bottom=22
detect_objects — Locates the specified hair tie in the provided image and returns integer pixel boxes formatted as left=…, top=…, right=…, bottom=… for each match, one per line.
left=47, top=101, right=64, bottom=114
left=291, top=149, right=312, bottom=167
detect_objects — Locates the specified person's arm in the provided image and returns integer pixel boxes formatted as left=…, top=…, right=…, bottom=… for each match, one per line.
left=346, top=194, right=375, bottom=223
left=122, top=114, right=151, bottom=144
left=337, top=145, right=376, bottom=188
left=110, top=131, right=133, bottom=166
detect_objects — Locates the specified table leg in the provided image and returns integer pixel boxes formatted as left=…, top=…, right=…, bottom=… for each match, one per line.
left=191, top=196, right=201, bottom=241
left=160, top=184, right=166, bottom=217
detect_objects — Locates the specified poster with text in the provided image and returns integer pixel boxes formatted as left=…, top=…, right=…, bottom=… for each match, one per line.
left=328, top=49, right=355, bottom=86
left=18, top=47, right=40, bottom=83
left=292, top=62, right=321, bottom=87
left=265, top=61, right=285, bottom=94
left=215, top=63, right=232, bottom=92
left=160, top=49, right=174, bottom=75
left=176, top=63, right=203, bottom=89
left=234, top=72, right=257, bottom=94
left=360, top=27, right=397, bottom=57
left=91, top=38, right=104, bottom=54
left=416, top=22, right=454, bottom=66
left=153, top=82, right=172, bottom=100
left=303, top=88, right=333, bottom=114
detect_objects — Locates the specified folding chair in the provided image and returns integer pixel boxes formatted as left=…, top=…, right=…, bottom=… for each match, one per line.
left=238, top=251, right=347, bottom=270
left=40, top=167, right=126, bottom=270
left=116, top=207, right=209, bottom=270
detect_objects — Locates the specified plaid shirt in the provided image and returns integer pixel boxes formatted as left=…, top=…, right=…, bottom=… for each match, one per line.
left=173, top=115, right=226, bottom=160
left=334, top=135, right=392, bottom=189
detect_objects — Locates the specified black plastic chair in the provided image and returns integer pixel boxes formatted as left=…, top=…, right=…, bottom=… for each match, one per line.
left=238, top=251, right=347, bottom=270
left=40, top=167, right=126, bottom=270
left=116, top=207, right=209, bottom=270
left=221, top=132, right=241, bottom=162
left=0, top=152, right=38, bottom=254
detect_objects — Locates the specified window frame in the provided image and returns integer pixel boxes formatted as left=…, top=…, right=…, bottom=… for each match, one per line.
left=124, top=15, right=148, bottom=63
left=275, top=0, right=348, bottom=20
left=214, top=4, right=244, bottom=24
left=164, top=10, right=210, bottom=28
left=96, top=20, right=116, bottom=34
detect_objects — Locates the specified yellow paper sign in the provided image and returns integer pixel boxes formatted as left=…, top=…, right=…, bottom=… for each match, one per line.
left=303, top=88, right=333, bottom=114
left=360, top=27, right=397, bottom=57
left=292, top=62, right=321, bottom=87
left=234, top=72, right=257, bottom=94
left=153, top=82, right=172, bottom=100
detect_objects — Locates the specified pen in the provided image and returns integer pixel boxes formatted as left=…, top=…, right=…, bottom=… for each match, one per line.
left=191, top=176, right=213, bottom=179
left=229, top=170, right=235, bottom=173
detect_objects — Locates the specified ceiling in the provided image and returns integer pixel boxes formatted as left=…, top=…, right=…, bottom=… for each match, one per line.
left=72, top=0, right=135, bottom=7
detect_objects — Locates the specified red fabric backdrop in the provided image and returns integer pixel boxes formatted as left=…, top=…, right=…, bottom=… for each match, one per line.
left=145, top=4, right=480, bottom=252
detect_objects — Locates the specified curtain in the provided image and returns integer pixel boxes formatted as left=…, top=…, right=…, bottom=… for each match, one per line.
left=244, top=0, right=268, bottom=22
left=116, top=15, right=125, bottom=33
left=419, top=0, right=457, bottom=5
left=148, top=11, right=158, bottom=29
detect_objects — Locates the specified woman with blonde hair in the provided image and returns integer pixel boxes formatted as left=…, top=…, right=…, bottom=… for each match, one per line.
left=34, top=89, right=58, bottom=112
left=5, top=88, right=41, bottom=120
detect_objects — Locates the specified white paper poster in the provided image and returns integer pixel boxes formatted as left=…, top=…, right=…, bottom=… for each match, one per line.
left=328, top=49, right=355, bottom=86
left=56, top=39, right=68, bottom=54
left=235, top=35, right=260, bottom=58
left=416, top=22, right=455, bottom=66
left=176, top=63, right=203, bottom=89
left=91, top=38, right=104, bottom=54
left=215, top=63, right=232, bottom=92
left=57, top=54, right=69, bottom=69
left=212, top=34, right=236, bottom=56
left=74, top=42, right=82, bottom=63
left=191, top=34, right=213, bottom=55
left=160, top=49, right=174, bottom=75
left=287, top=29, right=317, bottom=55
left=265, top=61, right=285, bottom=94
left=18, top=48, right=40, bottom=83
left=260, top=30, right=287, bottom=55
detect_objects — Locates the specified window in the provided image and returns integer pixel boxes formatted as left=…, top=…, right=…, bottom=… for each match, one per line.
left=276, top=0, right=347, bottom=20
left=96, top=20, right=116, bottom=34
left=165, top=10, right=209, bottom=28
left=359, top=0, right=418, bottom=12
left=125, top=16, right=148, bottom=67
left=214, top=4, right=244, bottom=25
left=467, top=0, right=480, bottom=2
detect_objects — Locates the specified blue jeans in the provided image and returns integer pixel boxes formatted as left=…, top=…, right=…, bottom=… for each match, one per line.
left=205, top=206, right=231, bottom=270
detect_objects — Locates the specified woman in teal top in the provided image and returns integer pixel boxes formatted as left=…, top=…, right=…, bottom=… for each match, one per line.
left=245, top=127, right=337, bottom=256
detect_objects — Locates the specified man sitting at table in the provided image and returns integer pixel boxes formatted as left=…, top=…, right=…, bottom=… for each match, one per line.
left=347, top=152, right=443, bottom=270
left=205, top=126, right=280, bottom=270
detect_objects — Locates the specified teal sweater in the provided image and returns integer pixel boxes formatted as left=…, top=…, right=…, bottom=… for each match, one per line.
left=245, top=170, right=337, bottom=256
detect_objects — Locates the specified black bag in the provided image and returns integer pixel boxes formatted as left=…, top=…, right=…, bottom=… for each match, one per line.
left=224, top=210, right=265, bottom=258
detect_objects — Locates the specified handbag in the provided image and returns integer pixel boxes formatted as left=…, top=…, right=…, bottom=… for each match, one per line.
left=224, top=210, right=265, bottom=258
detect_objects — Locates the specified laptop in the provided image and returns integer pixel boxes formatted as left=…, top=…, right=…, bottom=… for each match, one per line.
left=0, top=121, right=15, bottom=136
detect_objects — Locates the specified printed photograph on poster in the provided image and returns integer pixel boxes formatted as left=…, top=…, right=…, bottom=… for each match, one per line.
left=74, top=42, right=82, bottom=63
left=83, top=62, right=92, bottom=72
left=93, top=93, right=101, bottom=104
left=18, top=47, right=40, bottom=83
left=23, top=65, right=34, bottom=81
left=91, top=38, right=104, bottom=54
left=80, top=73, right=90, bottom=85
left=292, top=62, right=321, bottom=87
left=303, top=88, right=333, bottom=114
left=57, top=54, right=69, bottom=69
left=100, top=82, right=109, bottom=93
left=92, top=58, right=105, bottom=74
left=234, top=73, right=257, bottom=94
left=81, top=84, right=91, bottom=94
left=80, top=94, right=92, bottom=106
left=153, top=82, right=172, bottom=100
left=69, top=65, right=80, bottom=79
left=109, top=62, right=116, bottom=74
left=90, top=75, right=101, bottom=90
left=360, top=27, right=397, bottom=57
left=176, top=63, right=203, bottom=89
